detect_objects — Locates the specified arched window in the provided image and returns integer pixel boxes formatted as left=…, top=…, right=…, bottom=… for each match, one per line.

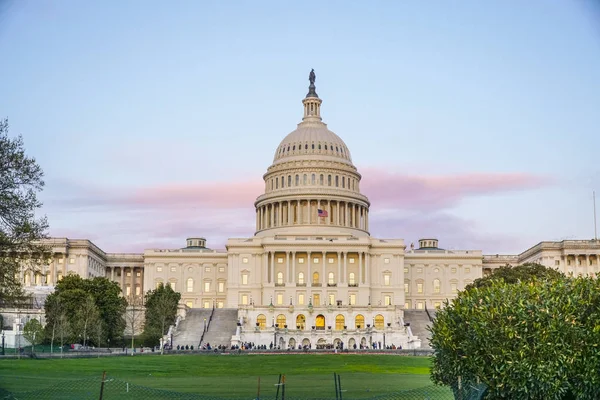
left=313, top=272, right=319, bottom=284
left=155, top=279, right=164, bottom=289
left=280, top=176, right=284, bottom=188
left=342, top=176, right=345, bottom=188
left=277, top=272, right=284, bottom=285
left=355, top=314, right=365, bottom=329
left=276, top=178, right=279, bottom=189
left=296, top=314, right=306, bottom=330
left=328, top=175, right=332, bottom=186
left=320, top=174, right=324, bottom=185
left=305, top=143, right=308, bottom=150
left=276, top=314, right=286, bottom=328
left=335, top=314, right=345, bottom=330
left=311, top=174, right=315, bottom=185
left=295, top=175, right=299, bottom=186
left=328, top=272, right=335, bottom=285
left=298, top=272, right=305, bottom=284
left=288, top=175, right=292, bottom=187
left=303, top=174, right=307, bottom=185
left=375, top=314, right=385, bottom=329
left=335, top=176, right=339, bottom=187
left=349, top=272, right=356, bottom=285
left=186, top=278, right=194, bottom=292
left=316, top=314, right=325, bottom=330
left=257, top=314, right=267, bottom=330
left=433, top=279, right=441, bottom=294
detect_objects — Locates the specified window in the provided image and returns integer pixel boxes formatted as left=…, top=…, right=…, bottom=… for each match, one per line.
left=433, top=268, right=439, bottom=273
left=203, top=300, right=211, bottom=308
left=375, top=314, right=385, bottom=329
left=277, top=272, right=284, bottom=284
left=218, top=282, right=225, bottom=292
left=296, top=314, right=306, bottom=329
left=155, top=280, right=163, bottom=289
left=186, top=301, right=193, bottom=308
left=276, top=314, right=286, bottom=328
left=405, top=301, right=411, bottom=309
left=417, top=267, right=423, bottom=273
left=328, top=272, right=335, bottom=284
left=335, top=176, right=339, bottom=187
left=348, top=273, right=356, bottom=285
left=242, top=257, right=249, bottom=264
left=465, top=267, right=471, bottom=273
left=295, top=175, right=299, bottom=186
left=404, top=281, right=409, bottom=294
left=58, top=258, right=64, bottom=264
left=298, top=258, right=304, bottom=264
left=257, top=314, right=267, bottom=330
left=355, top=314, right=364, bottom=329
left=219, top=266, right=225, bottom=272
left=417, top=282, right=423, bottom=293
left=313, top=258, right=320, bottom=264
left=328, top=175, right=332, bottom=186
left=328, top=258, right=334, bottom=264
left=277, top=293, right=283, bottom=305
left=298, top=272, right=305, bottom=284
left=451, top=282, right=458, bottom=294
left=126, top=272, right=131, bottom=277
left=69, top=258, right=75, bottom=264
left=186, top=278, right=194, bottom=292
left=384, top=274, right=390, bottom=286
left=298, top=293, right=305, bottom=305
left=320, top=174, right=324, bottom=185
left=434, top=302, right=441, bottom=309
left=555, top=259, right=560, bottom=266
left=349, top=294, right=356, bottom=305
left=242, top=273, right=248, bottom=285
left=126, top=286, right=131, bottom=296
left=328, top=294, right=335, bottom=306
left=342, top=176, right=345, bottom=188
left=451, top=267, right=457, bottom=273
left=433, top=279, right=441, bottom=293
left=277, top=257, right=284, bottom=264
left=384, top=295, right=391, bottom=306
left=205, top=266, right=211, bottom=272
left=311, top=174, right=315, bottom=184
left=288, top=175, right=291, bottom=187
left=303, top=174, right=307, bottom=185
left=156, top=266, right=162, bottom=272
left=313, top=294, right=320, bottom=306
left=313, top=272, right=319, bottom=284
left=136, top=272, right=141, bottom=277
left=135, top=286, right=141, bottom=295
left=204, top=282, right=210, bottom=292
left=384, top=258, right=390, bottom=264
left=403, top=267, right=408, bottom=273
left=241, top=294, right=248, bottom=305
left=171, top=266, right=176, bottom=272
left=169, top=281, right=176, bottom=290
left=335, top=314, right=345, bottom=330
left=349, top=258, right=355, bottom=264
left=416, top=301, right=424, bottom=310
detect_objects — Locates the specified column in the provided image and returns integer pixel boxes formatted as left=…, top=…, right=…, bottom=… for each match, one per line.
left=130, top=267, right=135, bottom=296
left=307, top=251, right=312, bottom=287
left=111, top=267, right=115, bottom=281
left=120, top=267, right=125, bottom=293
left=365, top=254, right=370, bottom=284
left=270, top=204, right=274, bottom=227
left=270, top=252, right=275, bottom=284
left=286, top=252, right=291, bottom=283
left=139, top=266, right=144, bottom=294
left=256, top=209, right=260, bottom=230
left=292, top=252, right=296, bottom=285
left=322, top=251, right=326, bottom=286
left=279, top=202, right=284, bottom=226
left=308, top=199, right=312, bottom=224
left=297, top=200, right=301, bottom=224
left=317, top=200, right=321, bottom=225
left=263, top=253, right=268, bottom=283
left=359, top=252, right=363, bottom=284
left=365, top=208, right=369, bottom=231
left=343, top=252, right=347, bottom=285
left=337, top=252, right=342, bottom=284
left=288, top=201, right=292, bottom=226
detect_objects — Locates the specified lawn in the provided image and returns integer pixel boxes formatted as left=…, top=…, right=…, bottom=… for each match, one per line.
left=0, top=353, right=451, bottom=399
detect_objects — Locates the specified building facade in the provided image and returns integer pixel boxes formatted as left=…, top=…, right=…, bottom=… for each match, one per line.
left=14, top=73, right=600, bottom=348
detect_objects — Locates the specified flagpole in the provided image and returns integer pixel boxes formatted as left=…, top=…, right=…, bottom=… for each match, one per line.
left=594, top=191, right=598, bottom=241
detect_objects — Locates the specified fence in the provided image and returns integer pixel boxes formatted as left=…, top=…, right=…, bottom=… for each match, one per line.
left=0, top=373, right=487, bottom=400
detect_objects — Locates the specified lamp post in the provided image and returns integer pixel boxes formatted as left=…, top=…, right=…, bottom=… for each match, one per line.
left=1, top=330, right=5, bottom=356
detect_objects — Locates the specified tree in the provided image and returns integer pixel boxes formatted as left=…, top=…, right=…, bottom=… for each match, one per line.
left=125, top=295, right=145, bottom=353
left=465, top=262, right=565, bottom=291
left=44, top=275, right=126, bottom=346
left=74, top=295, right=100, bottom=347
left=0, top=118, right=50, bottom=305
left=23, top=318, right=43, bottom=354
left=430, top=276, right=600, bottom=399
left=44, top=295, right=71, bottom=354
left=143, top=283, right=180, bottom=350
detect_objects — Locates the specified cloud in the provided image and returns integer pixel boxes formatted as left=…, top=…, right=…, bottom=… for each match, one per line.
left=360, top=168, right=551, bottom=211
left=42, top=167, right=551, bottom=253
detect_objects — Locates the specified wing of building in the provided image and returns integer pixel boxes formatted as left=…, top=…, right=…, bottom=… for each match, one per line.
left=12, top=72, right=600, bottom=350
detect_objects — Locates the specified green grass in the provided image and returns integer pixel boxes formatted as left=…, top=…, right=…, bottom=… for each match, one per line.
left=0, top=353, right=449, bottom=399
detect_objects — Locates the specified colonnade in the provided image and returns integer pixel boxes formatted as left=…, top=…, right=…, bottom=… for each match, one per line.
left=105, top=266, right=144, bottom=297
left=564, top=254, right=600, bottom=275
left=261, top=250, right=370, bottom=286
left=256, top=199, right=368, bottom=231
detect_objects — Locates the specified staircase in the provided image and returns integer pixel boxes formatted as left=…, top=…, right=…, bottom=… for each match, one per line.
left=173, top=308, right=213, bottom=348
left=200, top=309, right=239, bottom=348
left=403, top=310, right=437, bottom=349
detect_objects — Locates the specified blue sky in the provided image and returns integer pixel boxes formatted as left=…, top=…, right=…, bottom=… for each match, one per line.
left=1, top=0, right=599, bottom=253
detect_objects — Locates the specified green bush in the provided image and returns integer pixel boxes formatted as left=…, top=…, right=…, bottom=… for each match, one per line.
left=430, top=276, right=600, bottom=399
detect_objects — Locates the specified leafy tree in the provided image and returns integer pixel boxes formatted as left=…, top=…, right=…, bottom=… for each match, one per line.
left=74, top=295, right=100, bottom=347
left=143, top=283, right=180, bottom=349
left=125, top=295, right=145, bottom=353
left=44, top=275, right=126, bottom=346
left=23, top=318, right=43, bottom=353
left=0, top=118, right=50, bottom=305
left=430, top=276, right=600, bottom=399
left=466, top=262, right=565, bottom=291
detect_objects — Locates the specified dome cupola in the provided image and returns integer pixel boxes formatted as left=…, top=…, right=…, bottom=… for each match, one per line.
left=254, top=70, right=370, bottom=237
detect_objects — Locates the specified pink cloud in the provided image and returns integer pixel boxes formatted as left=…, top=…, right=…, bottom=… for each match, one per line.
left=360, top=168, right=550, bottom=210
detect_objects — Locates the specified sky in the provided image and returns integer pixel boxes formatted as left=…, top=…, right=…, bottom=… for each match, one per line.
left=1, top=0, right=600, bottom=254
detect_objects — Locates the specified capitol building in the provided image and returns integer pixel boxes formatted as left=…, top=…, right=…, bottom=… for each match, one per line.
left=16, top=72, right=600, bottom=349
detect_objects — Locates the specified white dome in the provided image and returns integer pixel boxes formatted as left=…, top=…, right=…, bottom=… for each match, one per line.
left=272, top=120, right=353, bottom=165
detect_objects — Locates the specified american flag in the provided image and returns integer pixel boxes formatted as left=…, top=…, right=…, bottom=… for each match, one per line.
left=318, top=209, right=328, bottom=217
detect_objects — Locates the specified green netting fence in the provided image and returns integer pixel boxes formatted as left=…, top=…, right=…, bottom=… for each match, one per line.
left=0, top=375, right=486, bottom=400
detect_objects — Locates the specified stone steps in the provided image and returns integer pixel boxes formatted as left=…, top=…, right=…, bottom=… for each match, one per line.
left=201, top=309, right=238, bottom=348
left=403, top=310, right=436, bottom=349
left=173, top=309, right=213, bottom=348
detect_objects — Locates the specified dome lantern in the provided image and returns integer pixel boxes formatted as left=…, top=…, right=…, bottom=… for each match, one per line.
left=303, top=69, right=322, bottom=121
